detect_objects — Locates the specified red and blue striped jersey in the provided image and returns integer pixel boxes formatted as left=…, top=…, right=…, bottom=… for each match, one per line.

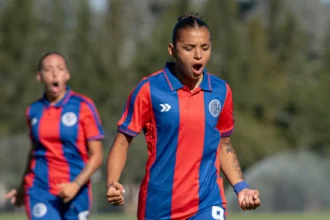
left=118, top=62, right=234, bottom=220
left=24, top=87, right=104, bottom=195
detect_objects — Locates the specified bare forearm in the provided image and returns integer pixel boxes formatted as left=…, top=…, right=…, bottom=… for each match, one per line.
left=219, top=137, right=244, bottom=186
left=106, top=144, right=128, bottom=186
left=74, top=153, right=102, bottom=186
left=106, top=132, right=131, bottom=187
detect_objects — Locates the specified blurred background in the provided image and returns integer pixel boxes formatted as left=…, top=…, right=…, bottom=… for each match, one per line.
left=1, top=0, right=330, bottom=219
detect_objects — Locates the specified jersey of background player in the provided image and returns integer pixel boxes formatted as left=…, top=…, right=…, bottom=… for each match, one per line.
left=118, top=62, right=234, bottom=220
left=24, top=88, right=104, bottom=195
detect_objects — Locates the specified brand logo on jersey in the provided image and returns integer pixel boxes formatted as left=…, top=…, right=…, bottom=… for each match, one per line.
left=32, top=203, right=47, bottom=218
left=61, top=112, right=77, bottom=127
left=209, top=99, right=221, bottom=117
left=160, top=103, right=171, bottom=112
left=31, top=118, right=38, bottom=126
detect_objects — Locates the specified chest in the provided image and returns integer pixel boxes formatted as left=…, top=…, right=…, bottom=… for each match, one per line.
left=150, top=87, right=227, bottom=129
left=29, top=104, right=83, bottom=143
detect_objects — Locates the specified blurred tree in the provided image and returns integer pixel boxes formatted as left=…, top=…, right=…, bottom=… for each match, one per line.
left=133, top=0, right=190, bottom=80
left=321, top=19, right=330, bottom=72
left=90, top=0, right=131, bottom=131
left=0, top=0, right=36, bottom=134
left=202, top=0, right=290, bottom=172
left=68, top=0, right=95, bottom=92
left=203, top=0, right=243, bottom=85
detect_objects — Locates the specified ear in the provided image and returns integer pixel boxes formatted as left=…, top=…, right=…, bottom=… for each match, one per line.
left=168, top=43, right=175, bottom=58
left=65, top=72, right=70, bottom=81
left=36, top=72, right=41, bottom=82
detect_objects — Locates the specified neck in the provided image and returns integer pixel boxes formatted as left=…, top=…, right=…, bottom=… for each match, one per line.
left=174, top=64, right=203, bottom=91
left=46, top=90, right=67, bottom=105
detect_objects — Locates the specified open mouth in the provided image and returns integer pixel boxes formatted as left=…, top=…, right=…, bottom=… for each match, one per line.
left=193, top=64, right=203, bottom=72
left=52, top=81, right=59, bottom=87
left=50, top=81, right=60, bottom=94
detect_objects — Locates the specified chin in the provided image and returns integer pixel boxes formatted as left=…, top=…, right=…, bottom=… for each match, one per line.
left=191, top=74, right=202, bottom=79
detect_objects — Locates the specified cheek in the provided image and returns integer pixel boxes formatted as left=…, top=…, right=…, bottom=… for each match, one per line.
left=59, top=72, right=69, bottom=81
left=199, top=48, right=211, bottom=62
left=176, top=57, right=190, bottom=72
left=176, top=52, right=190, bottom=65
left=40, top=74, right=51, bottom=82
left=204, top=50, right=211, bottom=61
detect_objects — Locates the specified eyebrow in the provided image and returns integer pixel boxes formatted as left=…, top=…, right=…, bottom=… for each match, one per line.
left=42, top=64, right=65, bottom=68
left=183, top=43, right=211, bottom=47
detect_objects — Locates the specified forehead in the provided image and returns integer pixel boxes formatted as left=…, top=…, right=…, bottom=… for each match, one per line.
left=42, top=54, right=66, bottom=65
left=177, top=26, right=211, bottom=44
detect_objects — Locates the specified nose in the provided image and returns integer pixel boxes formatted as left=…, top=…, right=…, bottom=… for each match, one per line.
left=194, top=48, right=202, bottom=60
left=51, top=69, right=58, bottom=77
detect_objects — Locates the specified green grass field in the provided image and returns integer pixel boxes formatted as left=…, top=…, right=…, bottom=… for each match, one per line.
left=0, top=213, right=329, bottom=220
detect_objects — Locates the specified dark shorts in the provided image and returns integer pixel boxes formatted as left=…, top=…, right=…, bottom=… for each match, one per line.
left=25, top=188, right=91, bottom=220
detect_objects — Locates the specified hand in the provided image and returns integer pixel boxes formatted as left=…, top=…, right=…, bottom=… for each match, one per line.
left=238, top=188, right=260, bottom=211
left=107, top=182, right=125, bottom=206
left=57, top=182, right=80, bottom=203
left=4, top=188, right=25, bottom=207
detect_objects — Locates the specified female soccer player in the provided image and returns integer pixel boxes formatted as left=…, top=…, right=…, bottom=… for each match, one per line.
left=106, top=13, right=260, bottom=220
left=5, top=52, right=104, bottom=220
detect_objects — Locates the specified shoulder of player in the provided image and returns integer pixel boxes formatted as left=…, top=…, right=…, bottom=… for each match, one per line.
left=69, top=92, right=95, bottom=105
left=207, top=73, right=231, bottom=91
left=69, top=92, right=99, bottom=114
left=140, top=69, right=164, bottom=84
left=25, top=98, right=44, bottom=115
left=133, top=69, right=165, bottom=93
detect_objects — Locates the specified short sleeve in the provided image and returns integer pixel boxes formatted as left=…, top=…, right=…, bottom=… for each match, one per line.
left=117, top=81, right=151, bottom=137
left=25, top=106, right=33, bottom=142
left=216, top=83, right=234, bottom=137
left=80, top=100, right=104, bottom=140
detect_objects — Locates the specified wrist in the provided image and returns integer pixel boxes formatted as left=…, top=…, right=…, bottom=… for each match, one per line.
left=107, top=179, right=118, bottom=188
left=107, top=181, right=121, bottom=191
left=74, top=179, right=83, bottom=188
left=107, top=182, right=115, bottom=190
left=233, top=181, right=249, bottom=195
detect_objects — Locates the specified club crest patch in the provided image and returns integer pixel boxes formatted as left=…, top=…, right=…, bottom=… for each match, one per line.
left=61, top=112, right=77, bottom=127
left=32, top=203, right=47, bottom=218
left=209, top=99, right=221, bottom=117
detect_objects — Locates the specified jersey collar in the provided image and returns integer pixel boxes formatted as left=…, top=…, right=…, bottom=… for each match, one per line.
left=163, top=62, right=212, bottom=92
left=41, top=86, right=72, bottom=107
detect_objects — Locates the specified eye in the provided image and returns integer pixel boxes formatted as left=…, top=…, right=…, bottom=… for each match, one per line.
left=184, top=47, right=193, bottom=51
left=202, top=45, right=210, bottom=51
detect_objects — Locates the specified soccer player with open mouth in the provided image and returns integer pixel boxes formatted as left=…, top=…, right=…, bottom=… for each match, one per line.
left=106, top=13, right=261, bottom=220
left=5, top=52, right=104, bottom=220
